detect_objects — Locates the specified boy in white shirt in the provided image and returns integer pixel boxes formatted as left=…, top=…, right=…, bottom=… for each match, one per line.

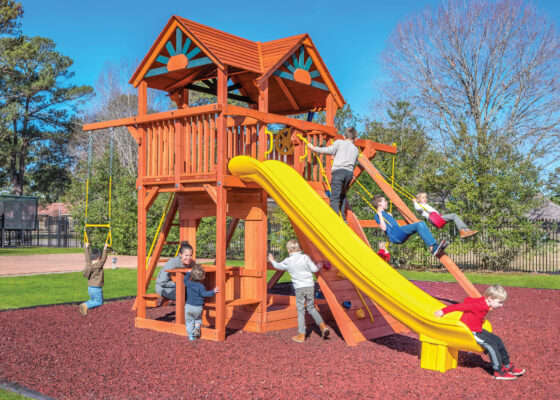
left=268, top=240, right=330, bottom=343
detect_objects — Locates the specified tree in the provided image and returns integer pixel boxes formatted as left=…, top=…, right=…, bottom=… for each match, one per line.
left=28, top=128, right=75, bottom=203
left=350, top=102, right=444, bottom=266
left=545, top=167, right=560, bottom=204
left=0, top=3, right=92, bottom=195
left=380, top=0, right=550, bottom=269
left=382, top=0, right=560, bottom=166
left=0, top=0, right=21, bottom=36
left=80, top=60, right=168, bottom=175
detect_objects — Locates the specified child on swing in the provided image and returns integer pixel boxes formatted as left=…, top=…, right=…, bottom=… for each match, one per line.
left=79, top=242, right=109, bottom=317
left=413, top=192, right=477, bottom=238
left=374, top=196, right=447, bottom=256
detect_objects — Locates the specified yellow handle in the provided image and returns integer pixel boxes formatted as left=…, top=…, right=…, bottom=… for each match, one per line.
left=105, top=230, right=112, bottom=247
left=265, top=128, right=274, bottom=155
left=299, top=144, right=308, bottom=162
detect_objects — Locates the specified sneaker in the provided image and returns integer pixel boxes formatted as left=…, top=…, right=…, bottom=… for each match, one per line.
left=193, top=326, right=201, bottom=338
left=318, top=322, right=330, bottom=339
left=505, top=364, right=526, bottom=376
left=292, top=333, right=306, bottom=343
left=188, top=335, right=196, bottom=341
left=79, top=303, right=88, bottom=317
left=493, top=368, right=517, bottom=380
left=459, top=229, right=478, bottom=238
left=432, top=240, right=448, bottom=256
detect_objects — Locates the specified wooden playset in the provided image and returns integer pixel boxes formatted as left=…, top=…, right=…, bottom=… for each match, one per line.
left=83, top=16, right=479, bottom=346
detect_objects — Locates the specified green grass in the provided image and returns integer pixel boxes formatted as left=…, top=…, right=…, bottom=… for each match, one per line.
left=0, top=262, right=291, bottom=310
left=0, top=388, right=31, bottom=399
left=0, top=247, right=84, bottom=256
left=400, top=270, right=560, bottom=290
left=0, top=264, right=557, bottom=310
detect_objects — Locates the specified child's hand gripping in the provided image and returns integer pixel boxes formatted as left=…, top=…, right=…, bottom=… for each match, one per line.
left=433, top=309, right=444, bottom=318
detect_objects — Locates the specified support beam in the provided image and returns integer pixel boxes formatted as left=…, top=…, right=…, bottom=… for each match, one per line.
left=326, top=93, right=336, bottom=127
left=274, top=76, right=299, bottom=111
left=144, top=187, right=160, bottom=211
left=215, top=66, right=228, bottom=341
left=144, top=196, right=179, bottom=290
left=267, top=270, right=285, bottom=290
left=203, top=184, right=218, bottom=204
left=257, top=79, right=269, bottom=161
left=138, top=81, right=147, bottom=116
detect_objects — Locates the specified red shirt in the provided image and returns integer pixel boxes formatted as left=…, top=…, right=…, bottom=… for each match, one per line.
left=377, top=249, right=390, bottom=263
left=441, top=296, right=489, bottom=332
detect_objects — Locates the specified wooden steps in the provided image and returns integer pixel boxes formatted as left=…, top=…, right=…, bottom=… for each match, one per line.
left=205, top=298, right=262, bottom=308
left=142, top=293, right=169, bottom=308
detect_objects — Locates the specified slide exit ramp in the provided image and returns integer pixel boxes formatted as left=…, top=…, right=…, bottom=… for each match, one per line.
left=229, top=156, right=490, bottom=372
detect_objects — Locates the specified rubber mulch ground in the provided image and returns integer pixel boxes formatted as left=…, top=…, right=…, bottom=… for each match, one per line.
left=0, top=281, right=558, bottom=399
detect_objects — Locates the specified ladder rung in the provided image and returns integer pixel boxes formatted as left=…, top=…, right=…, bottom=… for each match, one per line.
left=165, top=241, right=180, bottom=245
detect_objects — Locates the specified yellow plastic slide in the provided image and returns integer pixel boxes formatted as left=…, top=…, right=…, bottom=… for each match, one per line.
left=229, top=156, right=489, bottom=371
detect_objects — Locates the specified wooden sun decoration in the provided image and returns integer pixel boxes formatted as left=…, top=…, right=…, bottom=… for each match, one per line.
left=146, top=28, right=213, bottom=77
left=273, top=46, right=328, bottom=91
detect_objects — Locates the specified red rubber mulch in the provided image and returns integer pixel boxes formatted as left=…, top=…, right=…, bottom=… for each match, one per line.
left=0, top=281, right=558, bottom=399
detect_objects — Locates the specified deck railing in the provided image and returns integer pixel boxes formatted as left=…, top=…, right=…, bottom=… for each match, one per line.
left=83, top=103, right=341, bottom=186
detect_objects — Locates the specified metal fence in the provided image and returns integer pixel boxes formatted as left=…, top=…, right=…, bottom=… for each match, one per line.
left=230, top=219, right=560, bottom=273
left=419, top=220, right=560, bottom=273
left=34, top=215, right=81, bottom=248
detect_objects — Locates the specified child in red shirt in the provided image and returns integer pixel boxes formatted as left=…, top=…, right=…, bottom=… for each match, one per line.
left=376, top=241, right=390, bottom=263
left=434, top=285, right=526, bottom=380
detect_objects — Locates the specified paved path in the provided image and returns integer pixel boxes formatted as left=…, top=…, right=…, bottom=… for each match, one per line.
left=0, top=253, right=138, bottom=276
left=0, top=254, right=214, bottom=276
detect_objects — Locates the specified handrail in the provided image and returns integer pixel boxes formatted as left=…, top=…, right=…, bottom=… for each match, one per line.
left=82, top=104, right=222, bottom=132
left=223, top=104, right=338, bottom=136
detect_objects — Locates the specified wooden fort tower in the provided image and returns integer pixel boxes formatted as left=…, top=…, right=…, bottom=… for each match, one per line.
left=83, top=16, right=416, bottom=344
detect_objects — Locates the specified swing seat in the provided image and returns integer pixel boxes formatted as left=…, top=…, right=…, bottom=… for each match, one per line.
left=429, top=212, right=448, bottom=229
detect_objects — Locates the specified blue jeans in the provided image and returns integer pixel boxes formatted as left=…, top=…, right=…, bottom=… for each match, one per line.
left=85, top=286, right=103, bottom=309
left=399, top=221, right=437, bottom=248
left=185, top=304, right=203, bottom=337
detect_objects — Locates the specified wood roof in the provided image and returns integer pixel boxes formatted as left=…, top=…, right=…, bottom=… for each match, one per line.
left=129, top=16, right=345, bottom=114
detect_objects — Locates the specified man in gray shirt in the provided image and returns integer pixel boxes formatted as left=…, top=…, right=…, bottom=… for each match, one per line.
left=307, top=127, right=359, bottom=221
left=155, top=242, right=195, bottom=301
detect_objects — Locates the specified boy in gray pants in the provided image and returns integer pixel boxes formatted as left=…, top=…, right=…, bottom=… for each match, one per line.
left=268, top=240, right=330, bottom=343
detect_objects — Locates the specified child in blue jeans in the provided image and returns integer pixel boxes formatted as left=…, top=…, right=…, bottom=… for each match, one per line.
left=373, top=196, right=447, bottom=256
left=184, top=265, right=219, bottom=341
left=79, top=242, right=109, bottom=317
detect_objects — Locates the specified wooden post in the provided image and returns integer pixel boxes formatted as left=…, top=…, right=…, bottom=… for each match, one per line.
left=258, top=79, right=269, bottom=161
left=138, top=81, right=147, bottom=115
left=215, top=66, right=228, bottom=341
left=257, top=191, right=268, bottom=332
left=136, top=80, right=148, bottom=318
left=326, top=93, right=336, bottom=127
left=174, top=90, right=188, bottom=190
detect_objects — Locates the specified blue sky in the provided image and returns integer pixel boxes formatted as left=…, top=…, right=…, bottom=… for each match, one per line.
left=21, top=0, right=560, bottom=119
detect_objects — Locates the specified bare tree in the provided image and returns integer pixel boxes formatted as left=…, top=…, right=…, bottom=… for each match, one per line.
left=382, top=0, right=560, bottom=165
left=77, top=59, right=168, bottom=175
